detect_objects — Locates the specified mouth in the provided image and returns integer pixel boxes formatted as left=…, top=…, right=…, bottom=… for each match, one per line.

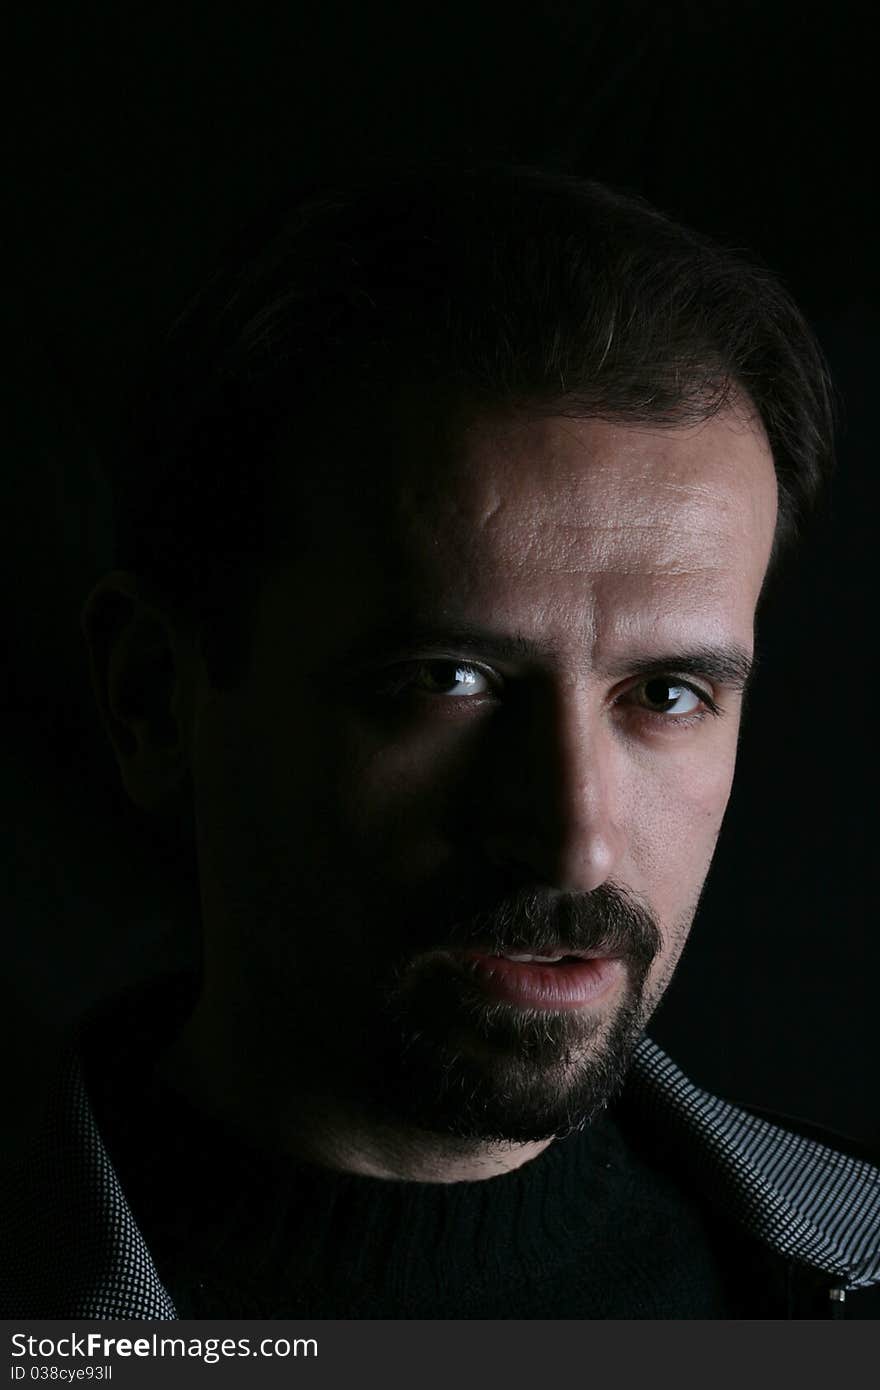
left=433, top=946, right=625, bottom=1011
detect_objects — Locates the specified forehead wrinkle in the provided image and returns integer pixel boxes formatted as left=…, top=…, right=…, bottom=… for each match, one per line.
left=490, top=528, right=729, bottom=579
left=368, top=471, right=751, bottom=601
left=391, top=446, right=761, bottom=572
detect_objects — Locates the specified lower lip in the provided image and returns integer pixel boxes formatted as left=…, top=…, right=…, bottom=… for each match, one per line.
left=451, top=952, right=624, bottom=1011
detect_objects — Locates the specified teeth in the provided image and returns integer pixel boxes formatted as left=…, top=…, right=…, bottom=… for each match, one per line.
left=501, top=953, right=567, bottom=963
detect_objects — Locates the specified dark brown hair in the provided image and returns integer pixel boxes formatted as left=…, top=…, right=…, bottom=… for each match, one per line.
left=111, top=161, right=835, bottom=689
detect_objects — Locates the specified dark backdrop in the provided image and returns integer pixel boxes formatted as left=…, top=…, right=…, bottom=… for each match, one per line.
left=6, top=2, right=876, bottom=1145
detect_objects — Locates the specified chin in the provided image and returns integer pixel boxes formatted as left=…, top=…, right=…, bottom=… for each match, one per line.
left=366, top=984, right=648, bottom=1144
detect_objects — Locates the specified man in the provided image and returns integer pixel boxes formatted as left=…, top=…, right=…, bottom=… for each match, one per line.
left=3, top=164, right=878, bottom=1319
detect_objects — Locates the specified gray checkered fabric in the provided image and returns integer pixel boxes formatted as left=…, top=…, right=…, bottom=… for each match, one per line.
left=1, top=1035, right=877, bottom=1318
left=626, top=1037, right=880, bottom=1292
left=1, top=1050, right=176, bottom=1319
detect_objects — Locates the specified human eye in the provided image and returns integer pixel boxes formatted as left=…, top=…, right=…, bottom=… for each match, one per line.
left=623, top=675, right=721, bottom=728
left=374, top=659, right=499, bottom=701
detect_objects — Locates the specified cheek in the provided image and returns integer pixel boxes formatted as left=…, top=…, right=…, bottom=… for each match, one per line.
left=334, top=719, right=481, bottom=881
left=623, top=732, right=739, bottom=908
left=629, top=748, right=738, bottom=1007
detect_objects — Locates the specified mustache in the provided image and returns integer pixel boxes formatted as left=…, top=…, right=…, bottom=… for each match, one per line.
left=431, top=882, right=663, bottom=970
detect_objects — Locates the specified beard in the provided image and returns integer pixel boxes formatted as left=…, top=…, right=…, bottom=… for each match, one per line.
left=344, top=882, right=665, bottom=1144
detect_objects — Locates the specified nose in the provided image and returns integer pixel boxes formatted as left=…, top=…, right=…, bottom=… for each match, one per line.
left=472, top=684, right=626, bottom=894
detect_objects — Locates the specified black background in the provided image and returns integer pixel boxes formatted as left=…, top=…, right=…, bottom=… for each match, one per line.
left=6, top=3, right=877, bottom=1144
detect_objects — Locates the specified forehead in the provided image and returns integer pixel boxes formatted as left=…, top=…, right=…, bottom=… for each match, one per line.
left=390, top=405, right=774, bottom=573
left=274, top=394, right=778, bottom=650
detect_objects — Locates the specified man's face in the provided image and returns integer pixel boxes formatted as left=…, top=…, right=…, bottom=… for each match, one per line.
left=186, top=396, right=777, bottom=1143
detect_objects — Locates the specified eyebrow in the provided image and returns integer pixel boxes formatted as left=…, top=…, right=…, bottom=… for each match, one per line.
left=338, top=622, right=757, bottom=692
left=602, top=646, right=756, bottom=692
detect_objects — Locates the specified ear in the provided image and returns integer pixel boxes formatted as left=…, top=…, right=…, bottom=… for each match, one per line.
left=79, top=571, right=197, bottom=812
